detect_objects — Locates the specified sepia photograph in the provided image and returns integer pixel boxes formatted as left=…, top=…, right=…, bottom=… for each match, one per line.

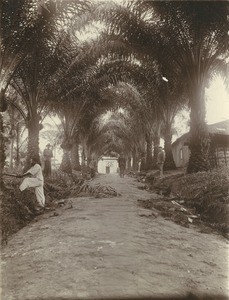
left=0, top=0, right=229, bottom=299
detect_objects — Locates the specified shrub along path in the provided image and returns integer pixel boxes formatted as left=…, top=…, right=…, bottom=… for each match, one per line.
left=1, top=173, right=229, bottom=299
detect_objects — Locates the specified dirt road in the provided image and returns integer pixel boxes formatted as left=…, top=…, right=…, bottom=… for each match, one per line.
left=1, top=174, right=229, bottom=299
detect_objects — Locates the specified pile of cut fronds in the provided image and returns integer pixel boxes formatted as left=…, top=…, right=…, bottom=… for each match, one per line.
left=70, top=182, right=119, bottom=198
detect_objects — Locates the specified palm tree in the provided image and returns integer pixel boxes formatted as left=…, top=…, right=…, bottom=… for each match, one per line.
left=58, top=97, right=84, bottom=174
left=54, top=45, right=147, bottom=172
left=0, top=0, right=91, bottom=181
left=0, top=0, right=78, bottom=107
left=86, top=110, right=132, bottom=158
left=150, top=2, right=228, bottom=172
left=70, top=137, right=81, bottom=171
left=10, top=34, right=68, bottom=168
left=96, top=1, right=228, bottom=173
left=0, top=114, right=6, bottom=191
left=84, top=80, right=148, bottom=172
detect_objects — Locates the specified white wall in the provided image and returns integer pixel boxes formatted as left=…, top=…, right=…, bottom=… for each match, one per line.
left=98, top=157, right=118, bottom=174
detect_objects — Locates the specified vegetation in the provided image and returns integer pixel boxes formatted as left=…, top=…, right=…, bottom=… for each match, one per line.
left=139, top=167, right=229, bottom=238
left=0, top=1, right=228, bottom=241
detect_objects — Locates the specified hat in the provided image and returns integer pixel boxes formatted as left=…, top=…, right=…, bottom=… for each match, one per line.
left=46, top=143, right=51, bottom=147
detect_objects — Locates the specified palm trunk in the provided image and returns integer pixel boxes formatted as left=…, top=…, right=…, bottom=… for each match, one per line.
left=145, top=133, right=153, bottom=170
left=0, top=89, right=8, bottom=112
left=60, top=138, right=73, bottom=174
left=60, top=149, right=72, bottom=174
left=0, top=113, right=6, bottom=191
left=9, top=137, right=14, bottom=169
left=132, top=151, right=139, bottom=171
left=15, top=123, right=20, bottom=166
left=70, top=142, right=81, bottom=171
left=24, top=114, right=40, bottom=170
left=126, top=156, right=131, bottom=171
left=187, top=86, right=210, bottom=173
left=163, top=124, right=176, bottom=170
left=81, top=149, right=86, bottom=167
left=152, top=135, right=160, bottom=169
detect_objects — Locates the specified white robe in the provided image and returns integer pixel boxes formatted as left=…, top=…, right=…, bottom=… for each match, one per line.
left=19, top=164, right=45, bottom=207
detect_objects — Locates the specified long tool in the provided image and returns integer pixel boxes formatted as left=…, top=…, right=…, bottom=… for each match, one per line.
left=2, top=173, right=20, bottom=178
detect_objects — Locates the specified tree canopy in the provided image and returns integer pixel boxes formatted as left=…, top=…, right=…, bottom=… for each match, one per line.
left=1, top=0, right=228, bottom=182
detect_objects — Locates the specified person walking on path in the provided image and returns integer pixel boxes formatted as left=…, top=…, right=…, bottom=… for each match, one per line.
left=118, top=153, right=126, bottom=178
left=157, top=146, right=165, bottom=177
left=18, top=155, right=45, bottom=209
left=43, top=143, right=53, bottom=177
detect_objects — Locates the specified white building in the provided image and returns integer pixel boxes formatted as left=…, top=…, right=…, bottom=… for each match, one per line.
left=98, top=157, right=119, bottom=174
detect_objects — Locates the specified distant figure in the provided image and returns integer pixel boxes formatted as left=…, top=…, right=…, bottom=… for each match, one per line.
left=118, top=154, right=126, bottom=178
left=43, top=143, right=53, bottom=177
left=157, top=146, right=165, bottom=177
left=19, top=155, right=45, bottom=209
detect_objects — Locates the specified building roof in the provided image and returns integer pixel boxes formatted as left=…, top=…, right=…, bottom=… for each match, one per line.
left=172, top=132, right=189, bottom=146
left=207, top=120, right=229, bottom=134
left=172, top=119, right=229, bottom=146
left=100, top=156, right=118, bottom=160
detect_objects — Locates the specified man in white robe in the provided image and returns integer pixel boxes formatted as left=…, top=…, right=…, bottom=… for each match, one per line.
left=19, top=156, right=45, bottom=208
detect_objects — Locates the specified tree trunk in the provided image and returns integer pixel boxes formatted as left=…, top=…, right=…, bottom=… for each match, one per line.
left=145, top=133, right=153, bottom=170
left=15, top=123, right=20, bottom=166
left=132, top=151, right=139, bottom=171
left=24, top=114, right=40, bottom=170
left=126, top=156, right=131, bottom=171
left=152, top=135, right=160, bottom=169
left=0, top=89, right=8, bottom=112
left=59, top=138, right=73, bottom=174
left=163, top=124, right=176, bottom=170
left=9, top=137, right=14, bottom=169
left=60, top=149, right=72, bottom=174
left=0, top=113, right=6, bottom=192
left=187, top=86, right=210, bottom=173
left=70, top=142, right=81, bottom=171
left=9, top=107, right=15, bottom=169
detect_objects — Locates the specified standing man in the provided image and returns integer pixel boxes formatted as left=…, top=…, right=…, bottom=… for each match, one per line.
left=19, top=155, right=45, bottom=209
left=43, top=143, right=53, bottom=177
left=157, top=146, right=165, bottom=177
left=118, top=153, right=126, bottom=178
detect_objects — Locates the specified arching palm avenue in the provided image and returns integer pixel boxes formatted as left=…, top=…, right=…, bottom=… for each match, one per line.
left=0, top=0, right=228, bottom=183
left=1, top=2, right=229, bottom=299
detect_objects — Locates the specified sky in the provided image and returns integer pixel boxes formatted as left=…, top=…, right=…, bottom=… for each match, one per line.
left=205, top=76, right=229, bottom=124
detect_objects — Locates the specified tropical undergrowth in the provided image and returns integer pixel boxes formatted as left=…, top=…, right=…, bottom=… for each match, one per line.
left=138, top=168, right=229, bottom=238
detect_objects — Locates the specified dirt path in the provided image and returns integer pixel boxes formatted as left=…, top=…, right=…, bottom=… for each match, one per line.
left=1, top=174, right=229, bottom=299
